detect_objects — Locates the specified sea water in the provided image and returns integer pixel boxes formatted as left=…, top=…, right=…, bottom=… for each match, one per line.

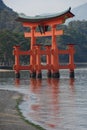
left=0, top=68, right=87, bottom=130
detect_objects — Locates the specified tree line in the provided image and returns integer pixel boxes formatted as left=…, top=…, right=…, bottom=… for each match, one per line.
left=0, top=20, right=87, bottom=66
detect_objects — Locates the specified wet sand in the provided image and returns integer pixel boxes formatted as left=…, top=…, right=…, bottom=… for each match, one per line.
left=0, top=90, right=40, bottom=130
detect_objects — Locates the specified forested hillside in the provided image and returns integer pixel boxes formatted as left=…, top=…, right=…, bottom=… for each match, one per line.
left=58, top=20, right=87, bottom=62
left=0, top=0, right=87, bottom=66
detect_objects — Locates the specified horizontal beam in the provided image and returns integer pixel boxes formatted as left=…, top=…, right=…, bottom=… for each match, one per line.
left=14, top=48, right=75, bottom=56
left=19, top=65, right=32, bottom=70
left=14, top=64, right=76, bottom=71
left=24, top=32, right=31, bottom=37
left=35, top=64, right=52, bottom=70
left=35, top=64, right=75, bottom=70
left=23, top=22, right=38, bottom=27
left=24, top=30, right=63, bottom=38
left=19, top=50, right=32, bottom=55
left=41, top=65, right=52, bottom=69
left=23, top=18, right=64, bottom=27
left=14, top=49, right=75, bottom=56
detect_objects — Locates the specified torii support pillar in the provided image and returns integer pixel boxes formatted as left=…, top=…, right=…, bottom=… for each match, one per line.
left=68, top=44, right=75, bottom=78
left=51, top=25, right=60, bottom=78
left=30, top=26, right=36, bottom=78
left=36, top=45, right=42, bottom=78
left=13, top=45, right=20, bottom=78
left=46, top=46, right=52, bottom=78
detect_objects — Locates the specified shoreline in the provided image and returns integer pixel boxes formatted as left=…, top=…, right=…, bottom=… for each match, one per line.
left=0, top=90, right=44, bottom=130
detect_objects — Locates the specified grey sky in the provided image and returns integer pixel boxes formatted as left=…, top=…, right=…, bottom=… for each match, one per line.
left=3, top=0, right=87, bottom=16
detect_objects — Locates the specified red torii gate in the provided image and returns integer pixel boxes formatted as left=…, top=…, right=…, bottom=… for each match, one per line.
left=13, top=8, right=75, bottom=78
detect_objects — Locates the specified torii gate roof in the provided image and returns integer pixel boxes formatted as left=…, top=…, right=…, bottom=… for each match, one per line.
left=16, top=7, right=74, bottom=23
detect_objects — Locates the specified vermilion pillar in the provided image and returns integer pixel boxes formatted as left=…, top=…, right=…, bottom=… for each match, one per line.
left=51, top=25, right=60, bottom=78
left=36, top=45, right=42, bottom=78
left=46, top=46, right=51, bottom=78
left=30, top=26, right=36, bottom=78
left=68, top=44, right=75, bottom=78
left=13, top=45, right=20, bottom=78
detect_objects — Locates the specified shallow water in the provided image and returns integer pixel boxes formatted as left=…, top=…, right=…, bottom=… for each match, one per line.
left=0, top=69, right=87, bottom=130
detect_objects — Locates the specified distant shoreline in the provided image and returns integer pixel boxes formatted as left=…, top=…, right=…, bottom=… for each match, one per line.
left=0, top=63, right=87, bottom=70
left=75, top=63, right=87, bottom=68
left=0, top=66, right=12, bottom=70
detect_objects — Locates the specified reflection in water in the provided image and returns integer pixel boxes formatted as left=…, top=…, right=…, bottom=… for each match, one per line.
left=29, top=78, right=60, bottom=129
left=1, top=69, right=87, bottom=130
left=15, top=78, right=20, bottom=87
left=46, top=79, right=60, bottom=129
left=69, top=78, right=75, bottom=91
left=16, top=78, right=76, bottom=130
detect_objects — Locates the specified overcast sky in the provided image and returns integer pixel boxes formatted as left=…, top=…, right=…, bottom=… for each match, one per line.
left=3, top=0, right=87, bottom=16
